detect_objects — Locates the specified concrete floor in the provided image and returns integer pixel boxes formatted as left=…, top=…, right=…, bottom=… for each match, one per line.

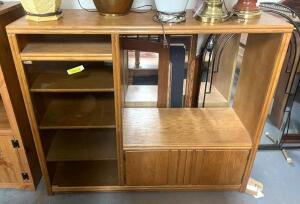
left=0, top=150, right=299, bottom=204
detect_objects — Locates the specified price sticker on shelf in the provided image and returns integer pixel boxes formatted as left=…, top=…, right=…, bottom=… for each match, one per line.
left=67, top=65, right=85, bottom=75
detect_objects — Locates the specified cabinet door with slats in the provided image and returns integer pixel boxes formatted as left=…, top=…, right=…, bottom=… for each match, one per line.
left=198, top=150, right=249, bottom=185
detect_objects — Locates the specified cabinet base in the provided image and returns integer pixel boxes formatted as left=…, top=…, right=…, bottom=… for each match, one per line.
left=52, top=185, right=242, bottom=193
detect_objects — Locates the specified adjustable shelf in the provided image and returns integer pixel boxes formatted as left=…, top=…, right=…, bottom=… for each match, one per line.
left=19, top=35, right=112, bottom=61
left=46, top=129, right=116, bottom=161
left=36, top=93, right=115, bottom=129
left=27, top=62, right=114, bottom=93
left=21, top=42, right=112, bottom=61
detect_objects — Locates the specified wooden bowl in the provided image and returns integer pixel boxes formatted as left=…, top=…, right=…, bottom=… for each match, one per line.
left=93, top=0, right=134, bottom=16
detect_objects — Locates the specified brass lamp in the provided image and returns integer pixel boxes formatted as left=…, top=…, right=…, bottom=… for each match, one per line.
left=196, top=0, right=229, bottom=23
left=233, top=0, right=261, bottom=19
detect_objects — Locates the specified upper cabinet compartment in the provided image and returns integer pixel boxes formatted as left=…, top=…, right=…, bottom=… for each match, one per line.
left=17, top=35, right=112, bottom=61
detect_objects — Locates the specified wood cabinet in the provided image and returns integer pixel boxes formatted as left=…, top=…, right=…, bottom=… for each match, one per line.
left=7, top=9, right=292, bottom=194
left=0, top=2, right=40, bottom=190
left=125, top=150, right=249, bottom=186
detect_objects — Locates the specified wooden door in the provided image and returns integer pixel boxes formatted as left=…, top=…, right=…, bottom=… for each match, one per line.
left=198, top=150, right=249, bottom=185
left=125, top=151, right=169, bottom=186
left=125, top=150, right=204, bottom=186
left=0, top=136, right=22, bottom=184
left=125, top=150, right=249, bottom=186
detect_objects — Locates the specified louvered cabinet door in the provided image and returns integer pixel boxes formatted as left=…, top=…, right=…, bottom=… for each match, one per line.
left=0, top=136, right=22, bottom=185
left=125, top=150, right=250, bottom=186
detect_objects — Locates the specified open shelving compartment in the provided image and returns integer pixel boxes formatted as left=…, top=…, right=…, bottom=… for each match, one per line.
left=121, top=33, right=291, bottom=188
left=17, top=34, right=121, bottom=190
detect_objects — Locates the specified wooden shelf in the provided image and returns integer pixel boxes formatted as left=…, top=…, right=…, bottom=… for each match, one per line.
left=20, top=42, right=112, bottom=61
left=46, top=129, right=116, bottom=161
left=123, top=108, right=252, bottom=149
left=0, top=98, right=12, bottom=135
left=28, top=62, right=114, bottom=93
left=125, top=85, right=157, bottom=108
left=51, top=161, right=118, bottom=187
left=38, top=93, right=115, bottom=129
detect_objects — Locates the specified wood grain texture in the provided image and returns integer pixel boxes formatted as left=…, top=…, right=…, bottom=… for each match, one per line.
left=198, top=150, right=249, bottom=185
left=234, top=33, right=291, bottom=141
left=6, top=10, right=293, bottom=35
left=125, top=150, right=249, bottom=186
left=185, top=35, right=199, bottom=107
left=27, top=62, right=114, bottom=93
left=112, top=34, right=124, bottom=185
left=124, top=108, right=252, bottom=149
left=0, top=136, right=22, bottom=184
left=233, top=33, right=291, bottom=191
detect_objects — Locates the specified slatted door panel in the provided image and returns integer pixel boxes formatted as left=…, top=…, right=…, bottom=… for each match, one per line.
left=198, top=150, right=249, bottom=185
left=125, top=150, right=204, bottom=186
left=125, top=150, right=249, bottom=186
left=125, top=151, right=169, bottom=186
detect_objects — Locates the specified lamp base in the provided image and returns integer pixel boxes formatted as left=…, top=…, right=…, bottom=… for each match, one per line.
left=26, top=13, right=62, bottom=22
left=234, top=10, right=261, bottom=19
left=153, top=11, right=186, bottom=24
left=196, top=0, right=229, bottom=23
left=196, top=13, right=229, bottom=23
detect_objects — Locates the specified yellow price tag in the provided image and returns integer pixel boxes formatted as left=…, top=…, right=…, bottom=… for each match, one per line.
left=67, top=65, right=85, bottom=75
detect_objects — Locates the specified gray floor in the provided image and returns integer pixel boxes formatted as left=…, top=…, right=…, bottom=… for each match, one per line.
left=1, top=150, right=300, bottom=204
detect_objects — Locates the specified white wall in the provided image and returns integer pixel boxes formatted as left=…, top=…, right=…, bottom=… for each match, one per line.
left=2, top=0, right=280, bottom=10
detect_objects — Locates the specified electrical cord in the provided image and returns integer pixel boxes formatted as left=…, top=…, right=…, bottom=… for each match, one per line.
left=77, top=0, right=98, bottom=12
left=152, top=11, right=187, bottom=48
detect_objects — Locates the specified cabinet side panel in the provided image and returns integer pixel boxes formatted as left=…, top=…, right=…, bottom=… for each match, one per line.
left=233, top=33, right=291, bottom=191
left=233, top=33, right=291, bottom=143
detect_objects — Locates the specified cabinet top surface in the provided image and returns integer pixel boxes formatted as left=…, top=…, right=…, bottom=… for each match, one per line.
left=6, top=9, right=293, bottom=34
left=0, top=2, right=21, bottom=16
